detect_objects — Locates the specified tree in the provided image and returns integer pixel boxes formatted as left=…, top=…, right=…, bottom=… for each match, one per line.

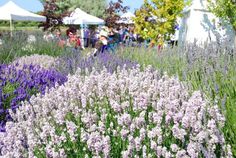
left=72, top=0, right=107, bottom=18
left=133, top=0, right=187, bottom=45
left=39, top=0, right=107, bottom=18
left=104, top=0, right=129, bottom=28
left=207, top=0, right=236, bottom=44
left=38, top=0, right=69, bottom=31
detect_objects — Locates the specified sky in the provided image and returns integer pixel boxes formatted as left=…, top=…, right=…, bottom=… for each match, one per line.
left=0, top=0, right=143, bottom=13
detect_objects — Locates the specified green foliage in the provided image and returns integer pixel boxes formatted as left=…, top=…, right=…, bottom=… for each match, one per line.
left=133, top=0, right=188, bottom=45
left=40, top=0, right=107, bottom=18
left=208, top=0, right=236, bottom=31
left=66, top=0, right=107, bottom=18
left=1, top=82, right=19, bottom=112
left=0, top=21, right=39, bottom=27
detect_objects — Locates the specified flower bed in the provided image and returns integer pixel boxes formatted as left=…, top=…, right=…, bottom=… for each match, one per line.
left=0, top=64, right=67, bottom=132
left=0, top=66, right=232, bottom=157
left=118, top=45, right=236, bottom=155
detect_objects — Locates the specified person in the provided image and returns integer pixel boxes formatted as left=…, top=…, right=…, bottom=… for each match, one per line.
left=170, top=23, right=179, bottom=48
left=170, top=34, right=178, bottom=48
left=75, top=31, right=82, bottom=49
left=91, top=30, right=108, bottom=56
left=123, top=27, right=130, bottom=46
left=136, top=34, right=144, bottom=47
left=118, top=26, right=124, bottom=43
left=90, top=28, right=99, bottom=48
left=66, top=31, right=81, bottom=51
left=107, top=28, right=120, bottom=53
left=54, top=29, right=65, bottom=48
left=83, top=28, right=90, bottom=48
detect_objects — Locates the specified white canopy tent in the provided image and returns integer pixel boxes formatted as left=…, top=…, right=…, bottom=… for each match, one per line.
left=178, top=0, right=234, bottom=46
left=63, top=8, right=104, bottom=47
left=117, top=12, right=135, bottom=24
left=63, top=8, right=104, bottom=25
left=0, top=1, right=46, bottom=36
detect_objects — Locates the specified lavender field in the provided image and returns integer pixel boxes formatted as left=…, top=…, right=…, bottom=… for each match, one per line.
left=0, top=36, right=235, bottom=157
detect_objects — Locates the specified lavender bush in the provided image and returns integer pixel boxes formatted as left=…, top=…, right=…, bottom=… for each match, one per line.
left=0, top=64, right=67, bottom=132
left=0, top=32, right=67, bottom=64
left=0, top=67, right=232, bottom=157
left=119, top=44, right=236, bottom=155
left=55, top=52, right=138, bottom=75
left=11, top=54, right=58, bottom=70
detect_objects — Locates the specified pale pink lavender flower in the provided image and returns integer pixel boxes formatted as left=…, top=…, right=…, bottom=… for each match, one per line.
left=66, top=121, right=77, bottom=142
left=0, top=67, right=232, bottom=157
left=172, top=124, right=187, bottom=140
left=142, top=145, right=147, bottom=158
left=150, top=140, right=157, bottom=150
left=187, top=142, right=199, bottom=158
left=118, top=113, right=132, bottom=127
left=176, top=149, right=187, bottom=158
left=135, top=137, right=142, bottom=151
left=120, top=128, right=129, bottom=140
left=171, top=144, right=179, bottom=153
left=156, top=146, right=162, bottom=157
left=122, top=150, right=129, bottom=158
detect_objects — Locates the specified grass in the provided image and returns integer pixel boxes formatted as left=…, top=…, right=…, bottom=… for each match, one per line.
left=117, top=45, right=236, bottom=156
left=0, top=26, right=40, bottom=31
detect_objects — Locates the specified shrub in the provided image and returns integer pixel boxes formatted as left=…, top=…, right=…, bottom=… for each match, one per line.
left=0, top=64, right=67, bottom=131
left=0, top=32, right=66, bottom=64
left=118, top=44, right=236, bottom=155
left=0, top=67, right=232, bottom=157
left=11, top=54, right=58, bottom=70
left=56, top=51, right=138, bottom=75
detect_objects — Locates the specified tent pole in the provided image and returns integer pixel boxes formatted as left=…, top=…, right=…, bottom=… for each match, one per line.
left=10, top=18, right=13, bottom=37
left=80, top=23, right=85, bottom=49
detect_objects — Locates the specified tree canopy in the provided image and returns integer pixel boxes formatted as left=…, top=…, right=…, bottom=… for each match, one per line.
left=208, top=0, right=236, bottom=31
left=39, top=0, right=107, bottom=18
left=38, top=0, right=68, bottom=31
left=133, top=0, right=188, bottom=45
left=104, top=0, right=129, bottom=28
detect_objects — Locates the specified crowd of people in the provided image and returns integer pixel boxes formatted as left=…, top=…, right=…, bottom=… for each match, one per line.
left=42, top=25, right=145, bottom=56
left=0, top=24, right=179, bottom=55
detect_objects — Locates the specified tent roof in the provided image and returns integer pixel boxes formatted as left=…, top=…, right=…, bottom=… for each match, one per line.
left=63, top=8, right=104, bottom=25
left=120, top=12, right=135, bottom=19
left=0, top=1, right=46, bottom=22
left=117, top=12, right=135, bottom=24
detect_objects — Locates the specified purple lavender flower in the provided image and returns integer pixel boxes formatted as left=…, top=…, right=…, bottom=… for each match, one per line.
left=56, top=52, right=138, bottom=75
left=0, top=64, right=67, bottom=131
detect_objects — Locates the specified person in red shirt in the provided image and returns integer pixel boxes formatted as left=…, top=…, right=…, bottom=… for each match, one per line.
left=66, top=31, right=81, bottom=51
